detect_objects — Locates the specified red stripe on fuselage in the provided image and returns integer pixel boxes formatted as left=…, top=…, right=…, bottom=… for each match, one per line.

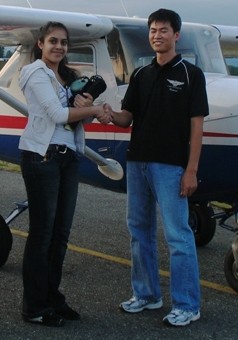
left=1, top=115, right=238, bottom=138
left=0, top=115, right=27, bottom=128
left=203, top=132, right=238, bottom=138
left=84, top=124, right=131, bottom=133
left=0, top=115, right=131, bottom=133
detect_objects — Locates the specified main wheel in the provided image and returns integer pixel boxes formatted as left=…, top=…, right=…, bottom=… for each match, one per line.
left=189, top=203, right=216, bottom=247
left=0, top=215, right=13, bottom=267
left=224, top=247, right=238, bottom=293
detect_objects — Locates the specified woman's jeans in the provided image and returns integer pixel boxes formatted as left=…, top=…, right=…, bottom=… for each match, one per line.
left=127, top=161, right=200, bottom=312
left=20, top=148, right=80, bottom=317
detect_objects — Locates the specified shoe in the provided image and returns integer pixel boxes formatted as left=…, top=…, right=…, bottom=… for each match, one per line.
left=55, top=303, right=80, bottom=320
left=23, top=311, right=65, bottom=327
left=163, top=309, right=200, bottom=326
left=119, top=296, right=163, bottom=313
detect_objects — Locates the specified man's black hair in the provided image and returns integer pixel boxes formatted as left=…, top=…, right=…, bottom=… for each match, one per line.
left=148, top=8, right=182, bottom=33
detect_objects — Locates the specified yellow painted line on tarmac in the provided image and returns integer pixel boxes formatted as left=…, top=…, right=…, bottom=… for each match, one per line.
left=199, top=279, right=236, bottom=294
left=11, top=229, right=28, bottom=238
left=11, top=228, right=237, bottom=295
left=68, top=243, right=131, bottom=266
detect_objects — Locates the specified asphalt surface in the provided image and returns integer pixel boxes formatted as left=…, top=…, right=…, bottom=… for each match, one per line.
left=0, top=169, right=238, bottom=340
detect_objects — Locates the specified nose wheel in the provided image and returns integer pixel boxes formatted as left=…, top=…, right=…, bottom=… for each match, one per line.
left=0, top=200, right=28, bottom=267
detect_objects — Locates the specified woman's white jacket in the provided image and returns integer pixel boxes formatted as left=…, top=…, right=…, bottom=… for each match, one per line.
left=19, top=59, right=86, bottom=156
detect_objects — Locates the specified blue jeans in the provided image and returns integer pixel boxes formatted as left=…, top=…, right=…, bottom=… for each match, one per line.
left=127, top=161, right=200, bottom=312
left=20, top=149, right=80, bottom=317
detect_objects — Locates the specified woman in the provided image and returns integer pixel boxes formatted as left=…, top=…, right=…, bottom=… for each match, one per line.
left=19, top=21, right=108, bottom=327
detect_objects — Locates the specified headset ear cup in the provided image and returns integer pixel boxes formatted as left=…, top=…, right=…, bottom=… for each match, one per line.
left=70, top=76, right=89, bottom=96
left=0, top=215, right=12, bottom=267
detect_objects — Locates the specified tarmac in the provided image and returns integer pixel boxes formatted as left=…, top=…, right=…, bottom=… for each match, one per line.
left=0, top=168, right=238, bottom=340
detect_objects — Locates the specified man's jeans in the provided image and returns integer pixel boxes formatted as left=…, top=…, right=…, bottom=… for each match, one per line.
left=127, top=161, right=200, bottom=312
left=20, top=149, right=80, bottom=316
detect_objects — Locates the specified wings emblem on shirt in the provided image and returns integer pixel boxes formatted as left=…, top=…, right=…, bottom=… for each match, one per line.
left=167, top=79, right=184, bottom=87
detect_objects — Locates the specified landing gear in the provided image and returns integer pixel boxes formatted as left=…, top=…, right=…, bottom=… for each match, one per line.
left=224, top=235, right=238, bottom=293
left=189, top=203, right=216, bottom=247
left=189, top=202, right=238, bottom=292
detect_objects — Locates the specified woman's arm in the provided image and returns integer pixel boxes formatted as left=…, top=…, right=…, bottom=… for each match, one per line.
left=27, top=69, right=104, bottom=123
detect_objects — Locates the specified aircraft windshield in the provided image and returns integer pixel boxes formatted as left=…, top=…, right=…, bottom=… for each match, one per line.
left=219, top=41, right=238, bottom=76
left=107, top=20, right=227, bottom=85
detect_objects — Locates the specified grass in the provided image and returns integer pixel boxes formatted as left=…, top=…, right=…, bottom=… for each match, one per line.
left=0, top=161, right=20, bottom=172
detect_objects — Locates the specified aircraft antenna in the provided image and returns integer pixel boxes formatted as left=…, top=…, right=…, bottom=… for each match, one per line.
left=26, top=0, right=33, bottom=8
left=120, top=0, right=129, bottom=17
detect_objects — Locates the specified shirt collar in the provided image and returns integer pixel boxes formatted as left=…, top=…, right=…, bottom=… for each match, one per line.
left=151, top=54, right=182, bottom=69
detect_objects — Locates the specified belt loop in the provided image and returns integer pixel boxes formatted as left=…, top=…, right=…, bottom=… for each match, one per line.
left=59, top=145, right=67, bottom=154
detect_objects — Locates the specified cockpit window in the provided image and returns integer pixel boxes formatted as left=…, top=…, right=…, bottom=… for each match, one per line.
left=225, top=58, right=238, bottom=75
left=67, top=46, right=95, bottom=77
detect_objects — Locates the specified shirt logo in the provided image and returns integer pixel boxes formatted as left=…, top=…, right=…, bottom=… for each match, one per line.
left=167, top=79, right=184, bottom=92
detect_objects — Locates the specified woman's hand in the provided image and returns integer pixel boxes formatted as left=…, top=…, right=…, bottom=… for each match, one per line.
left=73, top=93, right=93, bottom=108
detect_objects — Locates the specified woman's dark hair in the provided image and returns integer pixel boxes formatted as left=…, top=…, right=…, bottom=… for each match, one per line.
left=148, top=8, right=182, bottom=33
left=31, top=21, right=77, bottom=85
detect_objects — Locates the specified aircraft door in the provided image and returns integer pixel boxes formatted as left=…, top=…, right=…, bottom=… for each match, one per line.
left=67, top=42, right=126, bottom=190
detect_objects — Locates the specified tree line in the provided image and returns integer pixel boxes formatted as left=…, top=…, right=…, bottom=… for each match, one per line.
left=0, top=46, right=14, bottom=59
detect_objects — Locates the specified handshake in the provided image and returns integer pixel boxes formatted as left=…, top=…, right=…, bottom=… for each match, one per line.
left=96, top=103, right=113, bottom=125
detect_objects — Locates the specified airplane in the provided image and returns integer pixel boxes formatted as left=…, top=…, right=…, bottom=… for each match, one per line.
left=0, top=5, right=238, bottom=292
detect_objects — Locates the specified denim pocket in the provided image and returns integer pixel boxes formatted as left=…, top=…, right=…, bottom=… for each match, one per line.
left=21, top=151, right=55, bottom=178
left=32, top=152, right=44, bottom=163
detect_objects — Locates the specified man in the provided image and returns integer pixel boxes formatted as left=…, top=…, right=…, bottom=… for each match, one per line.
left=104, top=8, right=208, bottom=326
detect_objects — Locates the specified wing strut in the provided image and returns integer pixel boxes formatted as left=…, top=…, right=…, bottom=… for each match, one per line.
left=0, top=88, right=123, bottom=180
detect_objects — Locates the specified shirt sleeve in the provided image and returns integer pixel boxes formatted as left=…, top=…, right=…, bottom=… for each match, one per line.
left=188, top=67, right=209, bottom=118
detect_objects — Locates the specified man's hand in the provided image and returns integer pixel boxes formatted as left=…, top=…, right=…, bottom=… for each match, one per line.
left=180, top=169, right=198, bottom=197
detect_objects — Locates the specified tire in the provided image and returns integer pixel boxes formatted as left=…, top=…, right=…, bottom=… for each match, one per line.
left=0, top=215, right=13, bottom=267
left=224, top=247, right=238, bottom=293
left=189, top=203, right=216, bottom=247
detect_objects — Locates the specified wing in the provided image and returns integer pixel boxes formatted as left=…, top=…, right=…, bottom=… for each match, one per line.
left=0, top=5, right=113, bottom=46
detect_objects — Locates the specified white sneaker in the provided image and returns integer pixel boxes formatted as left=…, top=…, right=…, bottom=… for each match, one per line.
left=119, top=296, right=163, bottom=313
left=163, top=309, right=200, bottom=326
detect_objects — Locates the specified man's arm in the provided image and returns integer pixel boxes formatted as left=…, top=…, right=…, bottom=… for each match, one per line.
left=180, top=115, right=204, bottom=197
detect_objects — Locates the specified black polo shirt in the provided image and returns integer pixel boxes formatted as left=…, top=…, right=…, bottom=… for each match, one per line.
left=122, top=54, right=209, bottom=168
